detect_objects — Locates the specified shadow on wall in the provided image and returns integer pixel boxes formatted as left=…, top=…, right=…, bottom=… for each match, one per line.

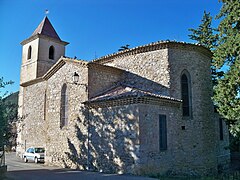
left=123, top=71, right=170, bottom=97
left=59, top=107, right=139, bottom=173
left=63, top=105, right=139, bottom=174
left=59, top=66, right=172, bottom=174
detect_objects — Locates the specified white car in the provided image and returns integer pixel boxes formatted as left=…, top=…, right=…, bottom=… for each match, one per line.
left=22, top=147, right=45, bottom=163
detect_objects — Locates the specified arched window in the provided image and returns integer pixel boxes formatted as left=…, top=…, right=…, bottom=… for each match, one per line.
left=60, top=84, right=68, bottom=128
left=181, top=71, right=192, bottom=117
left=49, top=46, right=54, bottom=60
left=27, top=46, right=32, bottom=60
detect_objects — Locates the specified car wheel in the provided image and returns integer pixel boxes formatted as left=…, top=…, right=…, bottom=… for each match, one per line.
left=34, top=157, right=38, bottom=163
left=24, top=157, right=28, bottom=163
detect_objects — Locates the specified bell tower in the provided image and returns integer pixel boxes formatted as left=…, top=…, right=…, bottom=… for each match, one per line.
left=20, top=16, right=69, bottom=84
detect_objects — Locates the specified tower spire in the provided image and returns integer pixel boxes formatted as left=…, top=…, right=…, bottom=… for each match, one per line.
left=31, top=16, right=61, bottom=40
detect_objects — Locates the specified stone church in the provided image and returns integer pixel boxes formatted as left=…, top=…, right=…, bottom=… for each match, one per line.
left=17, top=16, right=230, bottom=175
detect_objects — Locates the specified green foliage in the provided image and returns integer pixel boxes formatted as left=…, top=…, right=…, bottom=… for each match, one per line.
left=189, top=11, right=218, bottom=50
left=213, top=0, right=240, bottom=137
left=118, top=44, right=130, bottom=51
left=0, top=77, right=14, bottom=148
left=189, top=1, right=240, bottom=137
left=3, top=92, right=19, bottom=148
left=188, top=11, right=222, bottom=85
left=3, top=92, right=18, bottom=123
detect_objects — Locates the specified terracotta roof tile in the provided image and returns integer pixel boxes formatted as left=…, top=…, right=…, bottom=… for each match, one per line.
left=88, top=85, right=181, bottom=103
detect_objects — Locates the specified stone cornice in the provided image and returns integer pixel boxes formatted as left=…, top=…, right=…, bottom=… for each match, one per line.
left=84, top=95, right=181, bottom=108
left=20, top=34, right=69, bottom=46
left=91, top=41, right=212, bottom=64
left=64, top=57, right=88, bottom=67
left=20, top=77, right=44, bottom=87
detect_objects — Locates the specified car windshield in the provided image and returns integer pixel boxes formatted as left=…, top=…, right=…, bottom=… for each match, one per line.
left=35, top=148, right=45, bottom=153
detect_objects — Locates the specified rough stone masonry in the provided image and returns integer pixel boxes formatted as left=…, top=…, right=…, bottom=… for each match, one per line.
left=17, top=16, right=230, bottom=176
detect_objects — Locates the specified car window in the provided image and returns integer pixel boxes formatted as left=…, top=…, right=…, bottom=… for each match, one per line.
left=35, top=148, right=45, bottom=153
left=29, top=148, right=34, bottom=153
left=27, top=148, right=30, bottom=153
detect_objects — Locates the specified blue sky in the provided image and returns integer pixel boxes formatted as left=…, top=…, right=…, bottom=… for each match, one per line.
left=0, top=0, right=222, bottom=94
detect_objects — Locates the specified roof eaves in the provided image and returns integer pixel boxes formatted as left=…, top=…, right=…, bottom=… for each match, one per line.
left=21, top=34, right=69, bottom=46
left=84, top=95, right=181, bottom=108
left=86, top=84, right=182, bottom=104
left=91, top=40, right=212, bottom=64
left=20, top=77, right=44, bottom=87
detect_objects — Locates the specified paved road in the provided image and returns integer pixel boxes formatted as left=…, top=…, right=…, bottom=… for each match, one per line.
left=5, top=152, right=157, bottom=180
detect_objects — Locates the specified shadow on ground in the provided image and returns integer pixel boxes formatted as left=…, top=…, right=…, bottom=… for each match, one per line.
left=5, top=168, right=157, bottom=180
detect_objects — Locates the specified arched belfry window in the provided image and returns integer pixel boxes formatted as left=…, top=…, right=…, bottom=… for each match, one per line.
left=27, top=46, right=32, bottom=60
left=60, top=84, right=68, bottom=128
left=49, top=46, right=54, bottom=60
left=181, top=70, right=192, bottom=117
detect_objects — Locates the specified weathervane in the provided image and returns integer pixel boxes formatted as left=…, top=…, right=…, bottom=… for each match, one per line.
left=45, top=9, right=49, bottom=16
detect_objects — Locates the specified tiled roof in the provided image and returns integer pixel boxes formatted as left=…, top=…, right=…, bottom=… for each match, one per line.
left=88, top=84, right=181, bottom=103
left=32, top=16, right=61, bottom=40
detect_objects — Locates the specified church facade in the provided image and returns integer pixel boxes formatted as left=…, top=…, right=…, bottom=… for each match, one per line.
left=17, top=17, right=230, bottom=176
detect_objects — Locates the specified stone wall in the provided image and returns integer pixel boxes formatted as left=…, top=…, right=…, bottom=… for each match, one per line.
left=17, top=80, right=47, bottom=154
left=137, top=103, right=182, bottom=175
left=20, top=36, right=67, bottom=84
left=168, top=47, right=224, bottom=174
left=93, top=44, right=229, bottom=175
left=88, top=63, right=125, bottom=98
left=37, top=37, right=66, bottom=77
left=20, top=38, right=39, bottom=84
left=214, top=114, right=230, bottom=170
left=87, top=104, right=140, bottom=174
left=44, top=61, right=89, bottom=169
left=17, top=42, right=230, bottom=176
left=104, top=49, right=170, bottom=96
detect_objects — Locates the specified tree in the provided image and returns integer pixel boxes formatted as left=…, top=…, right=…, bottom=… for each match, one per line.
left=188, top=11, right=222, bottom=85
left=118, top=44, right=130, bottom=51
left=189, top=11, right=218, bottom=50
left=3, top=92, right=19, bottom=149
left=0, top=78, right=14, bottom=150
left=213, top=0, right=240, bottom=137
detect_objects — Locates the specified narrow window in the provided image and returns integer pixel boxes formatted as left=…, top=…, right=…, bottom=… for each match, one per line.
left=49, top=46, right=54, bottom=60
left=181, top=71, right=192, bottom=117
left=159, top=114, right=167, bottom=150
left=60, top=84, right=68, bottom=128
left=43, top=91, right=47, bottom=121
left=27, top=46, right=32, bottom=59
left=219, top=118, right=224, bottom=140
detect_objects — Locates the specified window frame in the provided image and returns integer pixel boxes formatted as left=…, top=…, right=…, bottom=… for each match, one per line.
left=27, top=46, right=32, bottom=60
left=181, top=70, right=192, bottom=118
left=49, top=45, right=55, bottom=60
left=159, top=114, right=167, bottom=151
left=219, top=118, right=224, bottom=140
left=60, top=84, right=68, bottom=128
